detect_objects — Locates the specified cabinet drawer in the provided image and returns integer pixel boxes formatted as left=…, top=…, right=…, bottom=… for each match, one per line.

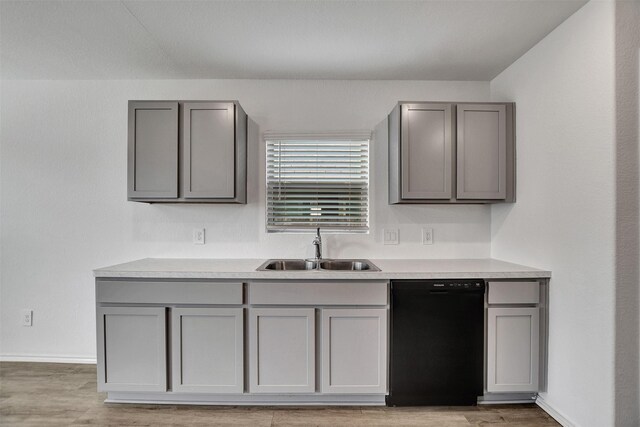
left=249, top=281, right=388, bottom=306
left=96, top=280, right=243, bottom=305
left=488, top=281, right=539, bottom=304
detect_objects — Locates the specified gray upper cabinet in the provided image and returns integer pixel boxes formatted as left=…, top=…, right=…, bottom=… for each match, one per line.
left=183, top=102, right=235, bottom=199
left=400, top=103, right=453, bottom=200
left=128, top=101, right=179, bottom=199
left=128, top=100, right=247, bottom=203
left=389, top=101, right=515, bottom=204
left=457, top=104, right=506, bottom=200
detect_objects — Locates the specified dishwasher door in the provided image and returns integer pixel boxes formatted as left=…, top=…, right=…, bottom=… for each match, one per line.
left=386, top=280, right=485, bottom=406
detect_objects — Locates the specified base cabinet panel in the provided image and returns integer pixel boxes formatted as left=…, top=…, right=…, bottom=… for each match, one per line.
left=97, top=307, right=166, bottom=392
left=321, top=309, right=387, bottom=394
left=171, top=308, right=244, bottom=393
left=93, top=279, right=420, bottom=403
left=487, top=307, right=539, bottom=393
left=249, top=308, right=315, bottom=393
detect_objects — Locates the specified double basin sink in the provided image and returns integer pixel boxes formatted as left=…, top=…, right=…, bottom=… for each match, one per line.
left=257, top=259, right=380, bottom=272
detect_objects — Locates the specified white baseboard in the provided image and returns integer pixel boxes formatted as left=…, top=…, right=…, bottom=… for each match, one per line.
left=107, top=392, right=386, bottom=406
left=0, top=354, right=97, bottom=364
left=536, top=396, right=576, bottom=427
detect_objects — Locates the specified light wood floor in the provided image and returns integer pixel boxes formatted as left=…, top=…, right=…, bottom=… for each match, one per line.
left=0, top=362, right=559, bottom=426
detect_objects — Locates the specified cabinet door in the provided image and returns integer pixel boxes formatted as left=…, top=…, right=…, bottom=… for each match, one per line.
left=457, top=104, right=506, bottom=200
left=249, top=308, right=315, bottom=393
left=127, top=101, right=178, bottom=199
left=182, top=102, right=236, bottom=199
left=97, top=306, right=166, bottom=392
left=321, top=309, right=387, bottom=394
left=401, top=103, right=453, bottom=199
left=487, top=307, right=539, bottom=393
left=171, top=308, right=243, bottom=394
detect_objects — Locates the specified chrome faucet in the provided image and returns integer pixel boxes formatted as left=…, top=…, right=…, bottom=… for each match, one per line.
left=312, top=227, right=323, bottom=262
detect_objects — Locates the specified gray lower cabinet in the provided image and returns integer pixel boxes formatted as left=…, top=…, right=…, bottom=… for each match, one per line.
left=321, top=309, right=387, bottom=394
left=389, top=101, right=515, bottom=204
left=94, top=279, right=391, bottom=402
left=128, top=100, right=247, bottom=203
left=486, top=307, right=540, bottom=393
left=249, top=308, right=316, bottom=393
left=171, top=308, right=244, bottom=394
left=97, top=306, right=167, bottom=392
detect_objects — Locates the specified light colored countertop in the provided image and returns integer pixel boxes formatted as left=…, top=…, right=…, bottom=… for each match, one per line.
left=94, top=258, right=551, bottom=280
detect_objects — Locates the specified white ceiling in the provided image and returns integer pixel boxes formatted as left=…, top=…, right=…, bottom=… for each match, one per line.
left=1, top=0, right=587, bottom=80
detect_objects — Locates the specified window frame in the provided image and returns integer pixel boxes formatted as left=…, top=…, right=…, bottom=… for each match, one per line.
left=264, top=131, right=371, bottom=233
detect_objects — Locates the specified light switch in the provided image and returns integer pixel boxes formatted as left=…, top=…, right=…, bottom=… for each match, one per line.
left=193, top=228, right=205, bottom=245
left=422, top=227, right=434, bottom=245
left=21, top=309, right=33, bottom=327
left=384, top=228, right=399, bottom=245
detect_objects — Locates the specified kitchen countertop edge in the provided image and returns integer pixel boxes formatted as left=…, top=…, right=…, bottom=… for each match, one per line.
left=94, top=258, right=551, bottom=280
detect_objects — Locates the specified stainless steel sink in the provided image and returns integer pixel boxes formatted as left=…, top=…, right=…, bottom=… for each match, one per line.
left=258, top=259, right=318, bottom=271
left=319, top=260, right=379, bottom=271
left=257, top=259, right=380, bottom=272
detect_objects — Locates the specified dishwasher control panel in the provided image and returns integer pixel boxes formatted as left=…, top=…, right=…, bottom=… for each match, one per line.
left=423, top=280, right=485, bottom=291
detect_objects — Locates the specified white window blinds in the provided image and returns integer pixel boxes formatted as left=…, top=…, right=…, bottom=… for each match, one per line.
left=265, top=133, right=370, bottom=232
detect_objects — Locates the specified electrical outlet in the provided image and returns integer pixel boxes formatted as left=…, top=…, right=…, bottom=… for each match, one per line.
left=21, top=309, right=33, bottom=327
left=383, top=228, right=399, bottom=245
left=193, top=228, right=205, bottom=245
left=422, top=227, right=434, bottom=245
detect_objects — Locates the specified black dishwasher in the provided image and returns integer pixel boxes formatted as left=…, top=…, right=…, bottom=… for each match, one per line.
left=386, top=280, right=485, bottom=406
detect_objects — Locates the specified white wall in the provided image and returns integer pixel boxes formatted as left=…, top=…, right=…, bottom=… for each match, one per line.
left=490, top=2, right=616, bottom=427
left=0, top=79, right=490, bottom=360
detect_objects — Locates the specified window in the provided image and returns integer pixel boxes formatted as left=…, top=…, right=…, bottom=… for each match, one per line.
left=265, top=132, right=370, bottom=232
